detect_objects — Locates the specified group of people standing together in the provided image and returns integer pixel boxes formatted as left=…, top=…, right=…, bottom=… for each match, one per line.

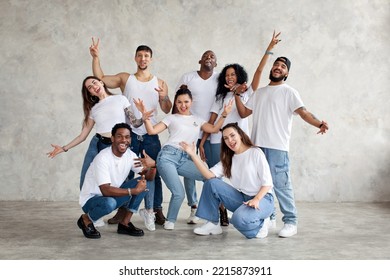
left=47, top=31, right=329, bottom=240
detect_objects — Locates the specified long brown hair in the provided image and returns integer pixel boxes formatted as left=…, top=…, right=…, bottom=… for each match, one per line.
left=81, top=76, right=113, bottom=125
left=220, top=123, right=254, bottom=178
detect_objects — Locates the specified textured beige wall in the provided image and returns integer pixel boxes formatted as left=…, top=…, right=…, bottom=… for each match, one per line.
left=1, top=0, right=389, bottom=201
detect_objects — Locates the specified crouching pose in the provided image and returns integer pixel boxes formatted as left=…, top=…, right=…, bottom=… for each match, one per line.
left=180, top=122, right=274, bottom=239
left=77, top=123, right=156, bottom=239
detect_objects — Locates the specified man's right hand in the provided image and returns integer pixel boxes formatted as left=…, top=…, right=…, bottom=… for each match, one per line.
left=132, top=175, right=148, bottom=195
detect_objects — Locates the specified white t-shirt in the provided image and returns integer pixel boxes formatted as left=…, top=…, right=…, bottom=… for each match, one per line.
left=210, top=87, right=253, bottom=144
left=161, top=114, right=206, bottom=149
left=90, top=95, right=130, bottom=134
left=123, top=75, right=160, bottom=135
left=210, top=147, right=273, bottom=196
left=79, top=147, right=143, bottom=207
left=176, top=71, right=219, bottom=139
left=245, top=84, right=304, bottom=152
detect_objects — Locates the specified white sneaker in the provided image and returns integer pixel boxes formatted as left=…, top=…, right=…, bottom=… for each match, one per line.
left=256, top=218, right=270, bottom=239
left=269, top=219, right=276, bottom=230
left=278, top=223, right=297, bottom=238
left=194, top=221, right=223, bottom=236
left=139, top=209, right=156, bottom=231
left=187, top=208, right=200, bottom=224
left=93, top=218, right=105, bottom=227
left=164, top=221, right=175, bottom=230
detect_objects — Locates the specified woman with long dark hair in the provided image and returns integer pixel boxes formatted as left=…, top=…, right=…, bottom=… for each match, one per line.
left=180, top=123, right=274, bottom=239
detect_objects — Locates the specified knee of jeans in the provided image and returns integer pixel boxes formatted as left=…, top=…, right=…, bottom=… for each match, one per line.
left=105, top=198, right=117, bottom=212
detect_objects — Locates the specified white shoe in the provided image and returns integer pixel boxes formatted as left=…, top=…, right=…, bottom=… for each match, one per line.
left=278, top=223, right=297, bottom=238
left=164, top=221, right=175, bottom=230
left=256, top=218, right=270, bottom=239
left=139, top=209, right=156, bottom=231
left=194, top=221, right=222, bottom=236
left=187, top=208, right=200, bottom=224
left=93, top=218, right=105, bottom=227
left=269, top=219, right=276, bottom=230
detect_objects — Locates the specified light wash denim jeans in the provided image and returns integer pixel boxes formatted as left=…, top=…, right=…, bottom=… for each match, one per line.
left=207, top=142, right=221, bottom=168
left=157, top=145, right=205, bottom=223
left=182, top=139, right=216, bottom=208
left=80, top=135, right=111, bottom=189
left=128, top=132, right=162, bottom=210
left=81, top=177, right=149, bottom=222
left=261, top=147, right=297, bottom=225
left=196, top=178, right=274, bottom=239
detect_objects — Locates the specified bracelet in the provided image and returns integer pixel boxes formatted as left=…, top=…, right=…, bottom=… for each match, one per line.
left=235, top=93, right=241, bottom=96
left=265, top=51, right=274, bottom=55
left=222, top=115, right=227, bottom=118
left=127, top=188, right=132, bottom=197
left=62, top=146, right=68, bottom=152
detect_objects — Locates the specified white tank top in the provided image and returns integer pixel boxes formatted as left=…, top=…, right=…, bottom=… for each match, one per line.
left=123, top=75, right=160, bottom=135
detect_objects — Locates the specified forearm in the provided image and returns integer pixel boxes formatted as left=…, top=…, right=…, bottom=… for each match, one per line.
left=253, top=185, right=272, bottom=202
left=92, top=57, right=104, bottom=79
left=159, top=98, right=172, bottom=114
left=234, top=95, right=252, bottom=118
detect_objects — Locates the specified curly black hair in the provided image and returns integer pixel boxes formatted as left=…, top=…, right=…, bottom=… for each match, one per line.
left=216, top=64, right=248, bottom=103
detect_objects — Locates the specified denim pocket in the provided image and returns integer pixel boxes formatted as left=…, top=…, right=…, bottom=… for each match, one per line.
left=274, top=164, right=290, bottom=189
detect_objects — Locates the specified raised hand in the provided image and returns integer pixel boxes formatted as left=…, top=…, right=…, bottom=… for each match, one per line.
left=89, top=37, right=100, bottom=58
left=179, top=141, right=197, bottom=157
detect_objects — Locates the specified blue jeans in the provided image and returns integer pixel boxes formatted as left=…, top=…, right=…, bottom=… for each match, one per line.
left=80, top=135, right=111, bottom=189
left=182, top=139, right=214, bottom=208
left=208, top=142, right=221, bottom=168
left=81, top=177, right=149, bottom=222
left=128, top=132, right=162, bottom=210
left=157, top=145, right=205, bottom=223
left=261, top=147, right=297, bottom=225
left=196, top=178, right=274, bottom=239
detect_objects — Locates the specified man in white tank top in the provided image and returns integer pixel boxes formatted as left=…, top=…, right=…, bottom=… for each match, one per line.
left=90, top=39, right=172, bottom=230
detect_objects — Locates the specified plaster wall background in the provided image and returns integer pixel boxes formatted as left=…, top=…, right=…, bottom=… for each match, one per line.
left=0, top=0, right=389, bottom=202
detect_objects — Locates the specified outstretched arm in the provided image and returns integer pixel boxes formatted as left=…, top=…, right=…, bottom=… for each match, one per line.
left=295, top=107, right=329, bottom=134
left=179, top=141, right=216, bottom=179
left=47, top=118, right=94, bottom=158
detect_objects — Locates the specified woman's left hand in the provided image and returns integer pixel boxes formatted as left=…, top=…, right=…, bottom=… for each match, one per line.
left=243, top=198, right=260, bottom=209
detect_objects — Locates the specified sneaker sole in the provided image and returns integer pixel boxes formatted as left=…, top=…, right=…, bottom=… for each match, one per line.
left=194, top=229, right=223, bottom=236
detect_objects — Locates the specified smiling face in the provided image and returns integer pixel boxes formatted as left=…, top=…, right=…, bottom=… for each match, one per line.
left=225, top=67, right=237, bottom=88
left=135, top=50, right=152, bottom=71
left=84, top=78, right=105, bottom=97
left=199, top=50, right=217, bottom=71
left=175, top=93, right=192, bottom=115
left=222, top=126, right=242, bottom=153
left=111, top=127, right=131, bottom=157
left=269, top=60, right=289, bottom=83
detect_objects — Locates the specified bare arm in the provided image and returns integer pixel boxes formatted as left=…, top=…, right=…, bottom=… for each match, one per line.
left=156, top=79, right=172, bottom=114
left=251, top=31, right=281, bottom=91
left=89, top=37, right=129, bottom=91
left=202, top=99, right=233, bottom=133
left=243, top=185, right=272, bottom=209
left=99, top=175, right=147, bottom=197
left=295, top=107, right=329, bottom=134
left=179, top=142, right=216, bottom=179
left=234, top=94, right=253, bottom=118
left=133, top=98, right=167, bottom=135
left=199, top=112, right=218, bottom=161
left=47, top=118, right=94, bottom=158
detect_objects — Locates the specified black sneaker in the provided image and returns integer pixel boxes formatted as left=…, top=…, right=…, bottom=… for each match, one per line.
left=117, top=222, right=144, bottom=236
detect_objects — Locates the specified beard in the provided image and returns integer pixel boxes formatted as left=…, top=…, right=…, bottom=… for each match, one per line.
left=138, top=65, right=148, bottom=71
left=269, top=70, right=286, bottom=82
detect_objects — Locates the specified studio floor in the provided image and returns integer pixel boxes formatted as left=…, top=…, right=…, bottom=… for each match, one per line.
left=0, top=201, right=389, bottom=260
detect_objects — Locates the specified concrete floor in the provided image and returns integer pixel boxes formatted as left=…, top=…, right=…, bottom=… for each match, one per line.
left=0, top=201, right=389, bottom=260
